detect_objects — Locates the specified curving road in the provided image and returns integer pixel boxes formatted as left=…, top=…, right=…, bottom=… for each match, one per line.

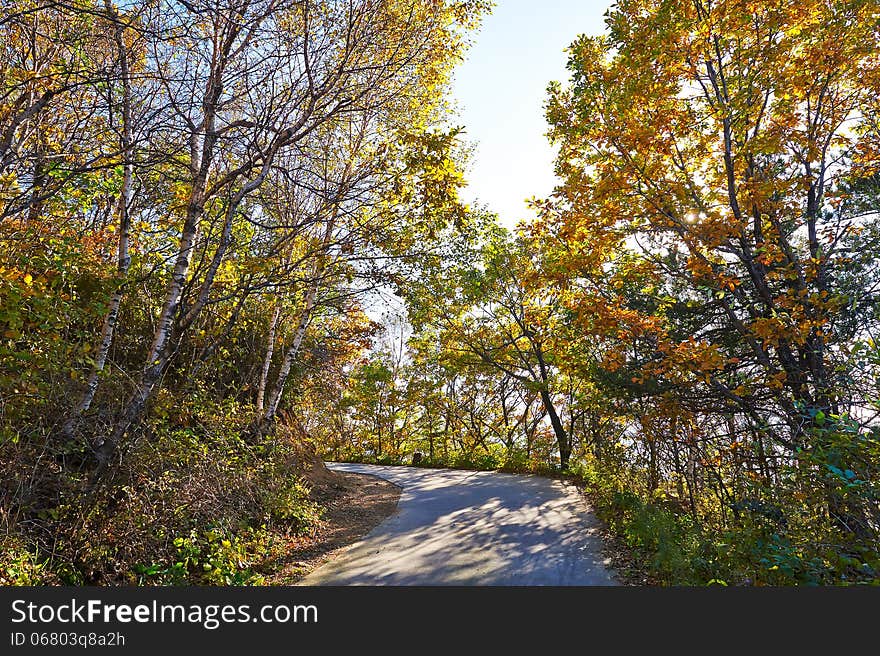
left=300, top=463, right=617, bottom=586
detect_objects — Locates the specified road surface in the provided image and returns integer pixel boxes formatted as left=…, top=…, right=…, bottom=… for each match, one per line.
left=300, top=463, right=617, bottom=586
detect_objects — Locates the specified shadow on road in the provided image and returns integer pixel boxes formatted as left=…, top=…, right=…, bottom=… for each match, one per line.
left=301, top=463, right=617, bottom=586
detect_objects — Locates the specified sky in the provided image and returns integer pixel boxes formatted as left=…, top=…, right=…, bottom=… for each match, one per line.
left=450, top=1, right=612, bottom=227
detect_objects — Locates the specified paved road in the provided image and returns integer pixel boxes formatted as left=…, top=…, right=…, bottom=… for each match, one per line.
left=300, top=463, right=617, bottom=586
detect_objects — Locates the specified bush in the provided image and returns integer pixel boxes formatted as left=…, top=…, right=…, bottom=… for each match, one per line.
left=573, top=441, right=880, bottom=586
left=1, top=399, right=326, bottom=585
left=133, top=526, right=277, bottom=586
left=0, top=538, right=55, bottom=585
left=452, top=452, right=499, bottom=471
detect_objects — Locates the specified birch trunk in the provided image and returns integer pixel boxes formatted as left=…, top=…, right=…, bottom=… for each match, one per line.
left=179, top=133, right=288, bottom=333
left=95, top=207, right=202, bottom=467
left=262, top=281, right=320, bottom=422
left=256, top=304, right=281, bottom=412
left=96, top=94, right=219, bottom=467
left=63, top=0, right=133, bottom=437
left=258, top=149, right=357, bottom=424
left=92, top=9, right=255, bottom=467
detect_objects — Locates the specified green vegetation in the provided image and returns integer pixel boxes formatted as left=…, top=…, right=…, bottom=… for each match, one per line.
left=2, top=396, right=324, bottom=585
left=2, top=0, right=879, bottom=587
left=0, top=0, right=487, bottom=585
left=317, top=0, right=880, bottom=585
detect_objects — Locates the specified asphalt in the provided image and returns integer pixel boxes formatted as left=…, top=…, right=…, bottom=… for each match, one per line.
left=300, top=462, right=618, bottom=586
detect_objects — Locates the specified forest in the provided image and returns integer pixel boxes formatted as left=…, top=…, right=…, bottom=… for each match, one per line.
left=1, top=0, right=879, bottom=586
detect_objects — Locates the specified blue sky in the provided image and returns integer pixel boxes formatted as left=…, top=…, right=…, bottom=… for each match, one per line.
left=450, top=1, right=611, bottom=227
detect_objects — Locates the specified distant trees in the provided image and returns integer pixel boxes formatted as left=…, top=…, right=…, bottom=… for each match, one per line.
left=409, top=226, right=577, bottom=468
left=315, top=313, right=562, bottom=471
left=323, top=221, right=582, bottom=472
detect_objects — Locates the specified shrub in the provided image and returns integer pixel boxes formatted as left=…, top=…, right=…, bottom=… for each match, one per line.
left=1, top=398, right=326, bottom=585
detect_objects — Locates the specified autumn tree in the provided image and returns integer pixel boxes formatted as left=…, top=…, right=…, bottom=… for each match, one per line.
left=536, top=0, right=880, bottom=579
left=53, top=0, right=491, bottom=467
left=405, top=219, right=579, bottom=469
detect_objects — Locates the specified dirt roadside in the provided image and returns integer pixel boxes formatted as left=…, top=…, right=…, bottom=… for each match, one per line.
left=265, top=471, right=401, bottom=584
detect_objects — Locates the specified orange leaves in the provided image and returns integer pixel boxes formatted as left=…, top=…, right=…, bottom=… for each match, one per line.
left=601, top=350, right=625, bottom=373
left=732, top=384, right=749, bottom=397
left=685, top=255, right=715, bottom=283
left=524, top=0, right=880, bottom=449
left=755, top=242, right=785, bottom=268
left=750, top=317, right=784, bottom=344
left=668, top=338, right=725, bottom=381
left=626, top=335, right=727, bottom=387
left=569, top=290, right=661, bottom=344
left=766, top=371, right=788, bottom=391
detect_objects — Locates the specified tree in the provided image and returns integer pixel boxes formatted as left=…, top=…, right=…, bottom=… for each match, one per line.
left=408, top=222, right=578, bottom=469
left=545, top=0, right=880, bottom=430
left=537, top=0, right=880, bottom=563
left=79, top=0, right=489, bottom=466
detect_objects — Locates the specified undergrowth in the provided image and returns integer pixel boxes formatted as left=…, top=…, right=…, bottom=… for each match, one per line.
left=1, top=398, right=323, bottom=586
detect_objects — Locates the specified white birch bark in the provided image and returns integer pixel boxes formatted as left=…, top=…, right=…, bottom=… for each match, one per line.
left=64, top=0, right=134, bottom=436
left=263, top=280, right=320, bottom=421
left=256, top=304, right=281, bottom=412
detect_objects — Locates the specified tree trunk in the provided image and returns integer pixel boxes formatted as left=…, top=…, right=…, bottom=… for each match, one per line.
left=97, top=133, right=214, bottom=466
left=262, top=281, right=319, bottom=422
left=533, top=340, right=569, bottom=470
left=96, top=34, right=231, bottom=467
left=178, top=132, right=287, bottom=334
left=64, top=0, right=133, bottom=438
left=261, top=194, right=345, bottom=423
left=648, top=435, right=659, bottom=494
left=256, top=304, right=281, bottom=412
left=95, top=212, right=201, bottom=467
left=539, top=388, right=570, bottom=470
